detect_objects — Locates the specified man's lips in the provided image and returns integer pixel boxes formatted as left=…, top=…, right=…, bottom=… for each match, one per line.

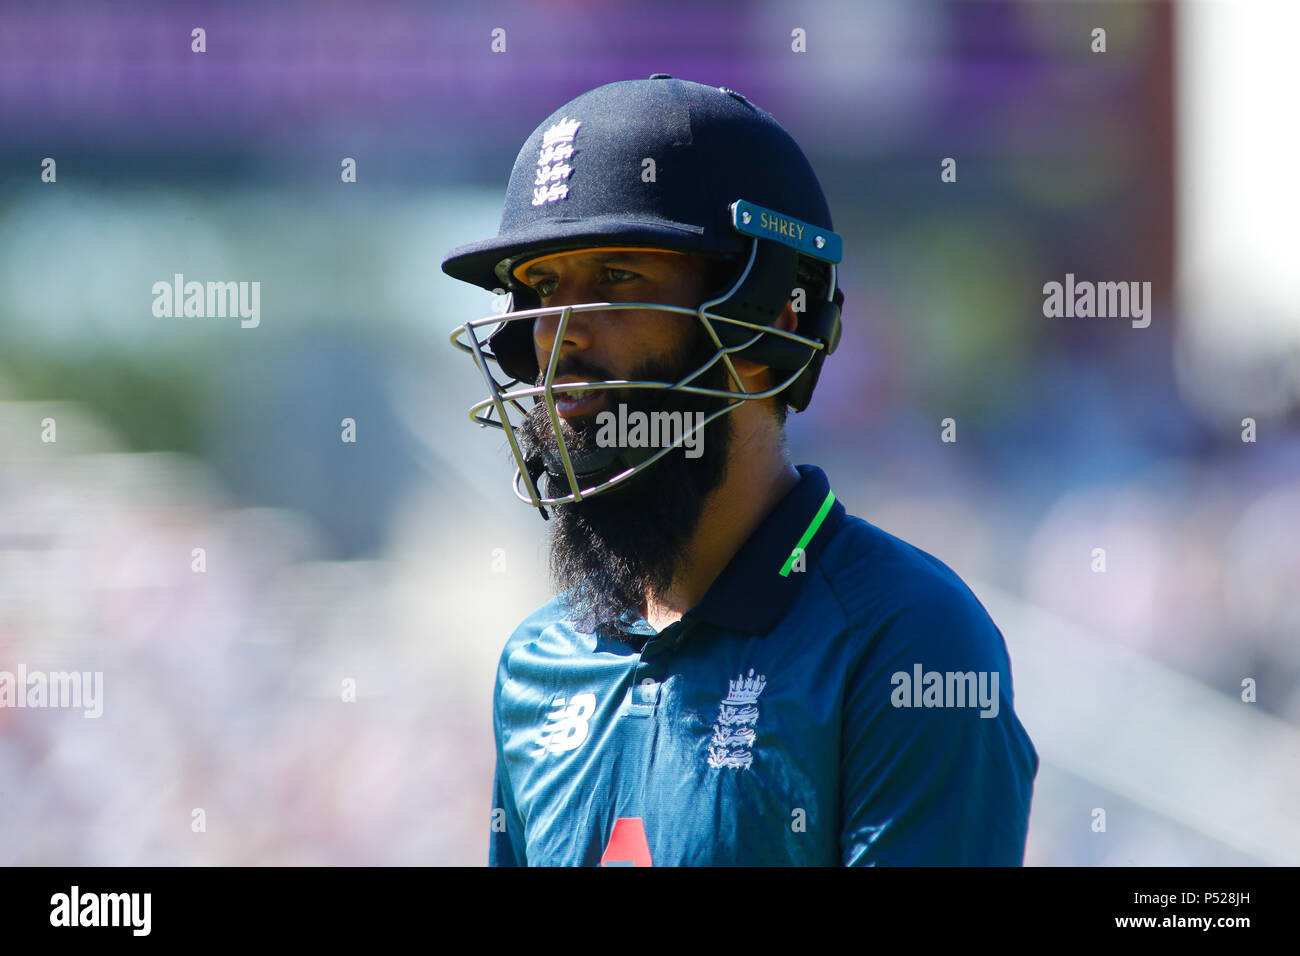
left=555, top=392, right=605, bottom=419
left=548, top=380, right=606, bottom=419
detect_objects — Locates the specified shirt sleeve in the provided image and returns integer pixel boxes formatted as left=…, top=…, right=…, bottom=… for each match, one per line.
left=489, top=648, right=527, bottom=867
left=489, top=758, right=526, bottom=867
left=840, top=580, right=1038, bottom=865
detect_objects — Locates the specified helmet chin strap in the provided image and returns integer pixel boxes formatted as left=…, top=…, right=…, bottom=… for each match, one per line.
left=537, top=442, right=657, bottom=502
left=522, top=390, right=675, bottom=520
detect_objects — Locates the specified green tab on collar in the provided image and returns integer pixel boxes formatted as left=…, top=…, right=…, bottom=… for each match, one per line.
left=730, top=200, right=842, bottom=263
left=779, top=490, right=837, bottom=577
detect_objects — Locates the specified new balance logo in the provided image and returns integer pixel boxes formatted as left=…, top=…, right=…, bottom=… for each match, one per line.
left=531, top=693, right=596, bottom=756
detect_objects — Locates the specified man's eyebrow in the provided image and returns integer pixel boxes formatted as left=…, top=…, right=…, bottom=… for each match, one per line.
left=522, top=253, right=650, bottom=281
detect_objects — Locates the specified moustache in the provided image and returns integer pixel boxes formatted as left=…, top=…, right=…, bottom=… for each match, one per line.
left=535, top=357, right=617, bottom=388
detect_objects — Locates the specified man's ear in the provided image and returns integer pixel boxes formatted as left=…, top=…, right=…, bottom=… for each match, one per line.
left=729, top=301, right=799, bottom=388
left=773, top=300, right=798, bottom=335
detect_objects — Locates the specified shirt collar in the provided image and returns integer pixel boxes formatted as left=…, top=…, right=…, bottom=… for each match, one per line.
left=601, top=465, right=845, bottom=641
left=680, top=463, right=844, bottom=635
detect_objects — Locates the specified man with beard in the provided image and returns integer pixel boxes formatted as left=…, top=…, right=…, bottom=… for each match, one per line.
left=442, top=77, right=1037, bottom=866
left=513, top=249, right=762, bottom=639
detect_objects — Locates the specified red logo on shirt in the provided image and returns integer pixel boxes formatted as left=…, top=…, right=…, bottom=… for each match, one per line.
left=601, top=817, right=653, bottom=867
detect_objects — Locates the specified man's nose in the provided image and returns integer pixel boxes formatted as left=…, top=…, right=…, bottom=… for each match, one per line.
left=532, top=278, right=604, bottom=360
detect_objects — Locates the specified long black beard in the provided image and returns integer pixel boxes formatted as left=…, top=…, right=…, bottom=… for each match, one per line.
left=516, top=328, right=735, bottom=637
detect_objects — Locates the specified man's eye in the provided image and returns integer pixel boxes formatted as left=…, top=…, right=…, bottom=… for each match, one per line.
left=532, top=270, right=636, bottom=298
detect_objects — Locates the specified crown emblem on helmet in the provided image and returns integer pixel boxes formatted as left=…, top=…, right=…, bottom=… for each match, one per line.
left=533, top=118, right=581, bottom=206
left=542, top=117, right=581, bottom=146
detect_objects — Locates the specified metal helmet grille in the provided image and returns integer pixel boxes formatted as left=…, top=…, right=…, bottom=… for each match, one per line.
left=448, top=240, right=831, bottom=512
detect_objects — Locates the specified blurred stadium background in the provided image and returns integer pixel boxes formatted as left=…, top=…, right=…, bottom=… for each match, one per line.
left=1, top=0, right=1296, bottom=865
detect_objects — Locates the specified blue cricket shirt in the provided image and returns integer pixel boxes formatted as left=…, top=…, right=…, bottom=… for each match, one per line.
left=489, top=465, right=1038, bottom=865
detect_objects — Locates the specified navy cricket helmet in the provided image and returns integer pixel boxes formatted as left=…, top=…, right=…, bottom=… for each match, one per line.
left=442, top=75, right=844, bottom=511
